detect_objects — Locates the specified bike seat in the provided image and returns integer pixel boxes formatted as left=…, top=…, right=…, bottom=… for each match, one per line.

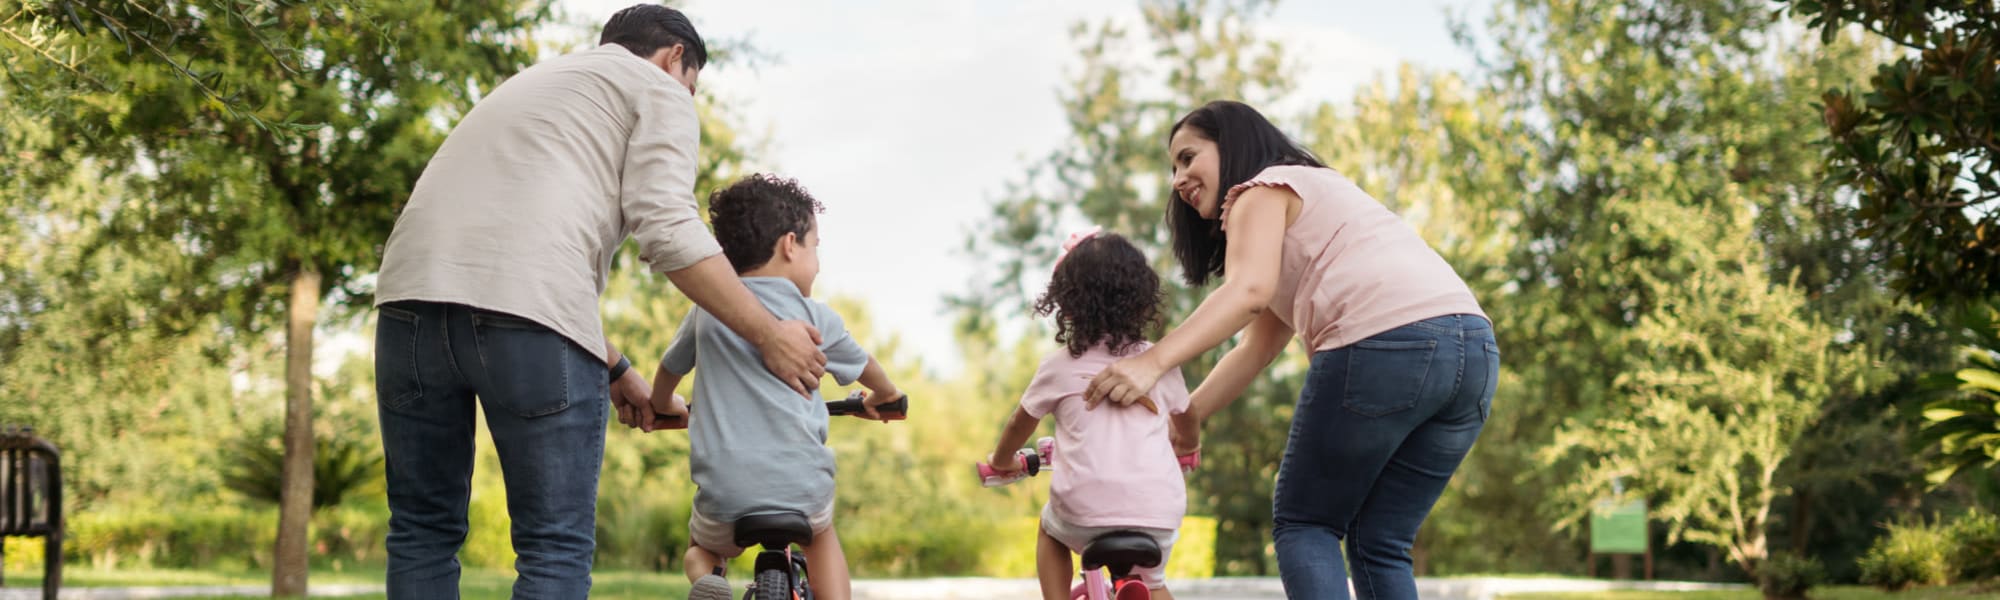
left=733, top=511, right=814, bottom=550
left=1080, top=531, right=1162, bottom=576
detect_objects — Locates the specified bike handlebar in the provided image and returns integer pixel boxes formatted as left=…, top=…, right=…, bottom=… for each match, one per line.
left=652, top=390, right=909, bottom=430
left=979, top=437, right=1198, bottom=487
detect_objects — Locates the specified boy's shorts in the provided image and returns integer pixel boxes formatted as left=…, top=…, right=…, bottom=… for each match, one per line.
left=690, top=499, right=836, bottom=559
left=1040, top=503, right=1179, bottom=589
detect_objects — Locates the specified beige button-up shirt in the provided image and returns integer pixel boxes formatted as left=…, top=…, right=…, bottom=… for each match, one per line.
left=376, top=44, right=720, bottom=362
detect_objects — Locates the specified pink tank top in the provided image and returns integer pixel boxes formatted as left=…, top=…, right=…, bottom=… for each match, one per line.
left=1220, top=165, right=1486, bottom=351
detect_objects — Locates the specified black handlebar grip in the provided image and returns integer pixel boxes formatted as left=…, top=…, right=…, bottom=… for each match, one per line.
left=657, top=392, right=910, bottom=429
left=651, top=412, right=688, bottom=430
left=826, top=391, right=909, bottom=420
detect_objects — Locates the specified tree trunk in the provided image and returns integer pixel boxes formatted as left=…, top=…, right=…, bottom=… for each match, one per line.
left=272, top=267, right=319, bottom=598
left=1789, top=490, right=1813, bottom=553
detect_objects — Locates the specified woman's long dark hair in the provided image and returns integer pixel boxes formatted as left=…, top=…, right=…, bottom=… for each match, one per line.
left=1166, top=100, right=1326, bottom=287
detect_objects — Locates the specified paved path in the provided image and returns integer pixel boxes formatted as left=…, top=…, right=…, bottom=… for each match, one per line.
left=851, top=577, right=1747, bottom=599
left=2, top=577, right=1747, bottom=599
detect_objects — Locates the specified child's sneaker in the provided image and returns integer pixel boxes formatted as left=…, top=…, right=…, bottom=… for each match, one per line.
left=689, top=569, right=731, bottom=600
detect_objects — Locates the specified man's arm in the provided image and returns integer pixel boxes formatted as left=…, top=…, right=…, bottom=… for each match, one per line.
left=603, top=340, right=653, bottom=430
left=664, top=256, right=827, bottom=396
left=614, top=75, right=827, bottom=397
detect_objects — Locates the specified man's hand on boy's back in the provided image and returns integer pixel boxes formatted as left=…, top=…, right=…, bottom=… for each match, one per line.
left=756, top=319, right=827, bottom=397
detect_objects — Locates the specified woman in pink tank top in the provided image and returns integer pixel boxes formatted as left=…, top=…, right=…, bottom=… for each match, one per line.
left=1084, top=101, right=1499, bottom=600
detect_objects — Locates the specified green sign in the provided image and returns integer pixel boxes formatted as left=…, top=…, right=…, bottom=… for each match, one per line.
left=1590, top=499, right=1647, bottom=554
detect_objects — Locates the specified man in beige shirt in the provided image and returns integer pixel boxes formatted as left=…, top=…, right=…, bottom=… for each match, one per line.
left=371, top=6, right=825, bottom=599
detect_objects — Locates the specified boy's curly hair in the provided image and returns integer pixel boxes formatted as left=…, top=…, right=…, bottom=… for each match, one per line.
left=1034, top=232, right=1164, bottom=358
left=709, top=174, right=824, bottom=274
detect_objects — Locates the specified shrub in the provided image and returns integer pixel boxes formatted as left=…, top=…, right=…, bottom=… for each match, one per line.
left=1756, top=552, right=1823, bottom=600
left=1949, top=510, right=2000, bottom=581
left=1859, top=518, right=1954, bottom=591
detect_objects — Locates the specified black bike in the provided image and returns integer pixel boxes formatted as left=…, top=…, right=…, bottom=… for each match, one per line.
left=657, top=391, right=908, bottom=600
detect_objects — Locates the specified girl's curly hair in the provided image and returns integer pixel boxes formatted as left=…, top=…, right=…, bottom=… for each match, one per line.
left=1034, top=232, right=1164, bottom=358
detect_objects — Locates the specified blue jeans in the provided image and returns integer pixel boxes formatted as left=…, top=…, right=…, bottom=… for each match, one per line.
left=375, top=301, right=608, bottom=600
left=1272, top=314, right=1497, bottom=599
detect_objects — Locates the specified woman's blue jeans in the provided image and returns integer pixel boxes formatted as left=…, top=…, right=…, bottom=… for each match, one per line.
left=1272, top=314, right=1498, bottom=599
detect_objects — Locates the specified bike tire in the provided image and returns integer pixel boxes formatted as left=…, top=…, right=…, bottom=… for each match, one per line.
left=1112, top=578, right=1151, bottom=600
left=754, top=567, right=792, bottom=600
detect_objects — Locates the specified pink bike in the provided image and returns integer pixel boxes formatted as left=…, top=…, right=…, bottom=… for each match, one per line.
left=977, top=438, right=1197, bottom=600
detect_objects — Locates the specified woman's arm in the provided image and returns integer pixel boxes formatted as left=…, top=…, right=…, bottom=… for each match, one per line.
left=1189, top=310, right=1293, bottom=421
left=1085, top=185, right=1297, bottom=407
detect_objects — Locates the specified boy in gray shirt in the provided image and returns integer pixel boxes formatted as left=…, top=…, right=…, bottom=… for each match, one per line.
left=646, top=174, right=903, bottom=600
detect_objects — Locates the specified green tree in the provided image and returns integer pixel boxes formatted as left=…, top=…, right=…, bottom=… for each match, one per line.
left=0, top=110, right=264, bottom=512
left=0, top=1, right=553, bottom=594
left=1544, top=200, right=1871, bottom=581
left=953, top=0, right=1297, bottom=574
left=1444, top=0, right=1929, bottom=577
left=1784, top=0, right=2000, bottom=305
left=0, top=0, right=311, bottom=130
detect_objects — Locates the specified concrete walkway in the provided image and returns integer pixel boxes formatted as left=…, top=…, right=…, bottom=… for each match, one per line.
left=1, top=577, right=1748, bottom=599
left=851, top=577, right=1747, bottom=599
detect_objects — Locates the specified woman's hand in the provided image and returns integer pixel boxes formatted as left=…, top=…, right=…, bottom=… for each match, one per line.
left=1085, top=354, right=1166, bottom=412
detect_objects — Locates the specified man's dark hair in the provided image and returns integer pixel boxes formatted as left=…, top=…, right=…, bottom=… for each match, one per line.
left=1166, top=100, right=1326, bottom=287
left=710, top=174, right=823, bottom=274
left=599, top=4, right=708, bottom=70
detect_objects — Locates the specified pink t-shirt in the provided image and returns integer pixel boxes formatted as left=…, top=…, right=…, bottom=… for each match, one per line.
left=1221, top=165, right=1486, bottom=352
left=1020, top=342, right=1189, bottom=530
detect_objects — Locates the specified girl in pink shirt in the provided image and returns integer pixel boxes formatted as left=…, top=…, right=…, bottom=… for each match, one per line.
left=1085, top=101, right=1498, bottom=600
left=986, top=230, right=1191, bottom=600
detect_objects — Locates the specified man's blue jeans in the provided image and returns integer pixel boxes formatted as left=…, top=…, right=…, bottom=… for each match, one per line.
left=375, top=301, right=607, bottom=600
left=1272, top=314, right=1498, bottom=599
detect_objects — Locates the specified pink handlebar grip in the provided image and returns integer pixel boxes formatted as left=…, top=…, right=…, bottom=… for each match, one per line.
left=1177, top=449, right=1200, bottom=473
left=977, top=448, right=1041, bottom=487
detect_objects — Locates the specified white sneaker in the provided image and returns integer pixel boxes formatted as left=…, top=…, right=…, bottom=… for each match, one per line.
left=689, top=572, right=732, bottom=600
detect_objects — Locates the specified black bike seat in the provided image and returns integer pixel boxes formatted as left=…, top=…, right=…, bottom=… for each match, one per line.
left=733, top=511, right=814, bottom=549
left=1080, top=531, right=1163, bottom=572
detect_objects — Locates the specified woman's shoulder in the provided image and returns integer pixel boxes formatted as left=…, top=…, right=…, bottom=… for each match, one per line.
left=1227, top=165, right=1334, bottom=204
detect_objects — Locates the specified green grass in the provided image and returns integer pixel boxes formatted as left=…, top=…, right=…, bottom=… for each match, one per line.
left=0, top=568, right=692, bottom=599
left=2, top=567, right=376, bottom=587
left=1499, top=583, right=2000, bottom=600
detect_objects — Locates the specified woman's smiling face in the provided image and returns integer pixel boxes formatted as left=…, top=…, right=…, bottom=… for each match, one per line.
left=1169, top=126, right=1223, bottom=219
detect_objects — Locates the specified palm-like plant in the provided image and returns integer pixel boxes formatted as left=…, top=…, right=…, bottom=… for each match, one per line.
left=1919, top=299, right=2000, bottom=487
left=222, top=425, right=384, bottom=512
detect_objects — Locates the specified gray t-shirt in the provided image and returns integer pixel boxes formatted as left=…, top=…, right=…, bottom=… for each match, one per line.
left=661, top=277, right=870, bottom=521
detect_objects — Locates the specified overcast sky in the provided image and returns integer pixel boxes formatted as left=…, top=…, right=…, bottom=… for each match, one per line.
left=548, top=0, right=1488, bottom=374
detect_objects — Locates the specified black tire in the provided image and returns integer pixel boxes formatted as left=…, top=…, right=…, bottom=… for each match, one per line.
left=754, top=567, right=791, bottom=600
